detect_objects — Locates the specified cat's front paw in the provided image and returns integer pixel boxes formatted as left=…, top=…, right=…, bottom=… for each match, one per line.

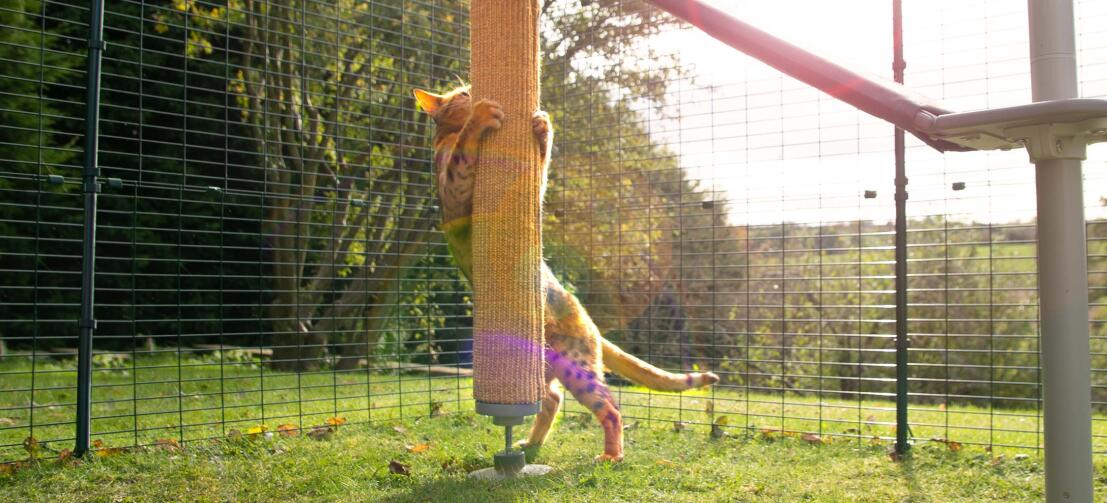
left=594, top=453, right=624, bottom=463
left=472, top=99, right=504, bottom=135
left=515, top=440, right=542, bottom=462
left=531, top=110, right=551, bottom=141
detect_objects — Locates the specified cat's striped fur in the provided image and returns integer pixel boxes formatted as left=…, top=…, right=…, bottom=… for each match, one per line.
left=414, top=86, right=718, bottom=462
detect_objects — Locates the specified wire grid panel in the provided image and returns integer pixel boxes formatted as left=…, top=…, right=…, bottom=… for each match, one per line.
left=902, top=0, right=1107, bottom=453
left=0, top=0, right=472, bottom=461
left=3, top=0, right=1107, bottom=464
left=544, top=0, right=900, bottom=444
left=545, top=0, right=1107, bottom=456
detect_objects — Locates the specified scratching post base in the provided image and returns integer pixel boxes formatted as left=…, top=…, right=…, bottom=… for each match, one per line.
left=469, top=463, right=552, bottom=480
left=469, top=401, right=549, bottom=479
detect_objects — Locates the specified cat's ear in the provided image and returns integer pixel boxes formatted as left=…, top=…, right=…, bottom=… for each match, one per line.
left=413, top=89, right=443, bottom=114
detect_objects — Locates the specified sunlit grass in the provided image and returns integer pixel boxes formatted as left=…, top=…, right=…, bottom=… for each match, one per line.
left=1, top=406, right=1096, bottom=502
left=2, top=352, right=1106, bottom=501
left=2, top=351, right=1103, bottom=464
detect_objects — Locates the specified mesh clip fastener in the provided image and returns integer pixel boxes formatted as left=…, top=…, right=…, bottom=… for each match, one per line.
left=78, top=318, right=97, bottom=330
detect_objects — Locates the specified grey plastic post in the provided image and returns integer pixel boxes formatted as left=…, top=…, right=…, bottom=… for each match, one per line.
left=469, top=401, right=550, bottom=479
left=1028, top=0, right=1094, bottom=501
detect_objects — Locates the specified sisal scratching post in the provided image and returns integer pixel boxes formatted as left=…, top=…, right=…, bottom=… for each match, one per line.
left=468, top=0, right=549, bottom=479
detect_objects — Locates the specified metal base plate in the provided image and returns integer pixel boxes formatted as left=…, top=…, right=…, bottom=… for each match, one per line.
left=469, top=464, right=552, bottom=480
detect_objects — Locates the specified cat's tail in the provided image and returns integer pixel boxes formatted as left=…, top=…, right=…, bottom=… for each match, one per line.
left=600, top=338, right=719, bottom=392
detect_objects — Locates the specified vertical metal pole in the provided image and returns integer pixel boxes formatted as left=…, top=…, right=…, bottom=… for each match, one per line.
left=1028, top=0, right=1093, bottom=501
left=892, top=0, right=911, bottom=456
left=75, top=0, right=106, bottom=458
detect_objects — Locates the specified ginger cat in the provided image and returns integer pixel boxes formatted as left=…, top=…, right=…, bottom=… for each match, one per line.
left=414, top=86, right=719, bottom=462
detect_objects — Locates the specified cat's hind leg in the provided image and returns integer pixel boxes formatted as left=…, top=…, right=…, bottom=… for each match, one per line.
left=548, top=346, right=623, bottom=463
left=517, top=369, right=562, bottom=454
left=565, top=377, right=623, bottom=462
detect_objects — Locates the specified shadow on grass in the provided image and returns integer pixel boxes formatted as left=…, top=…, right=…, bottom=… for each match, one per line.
left=896, top=450, right=925, bottom=502
left=378, top=458, right=615, bottom=503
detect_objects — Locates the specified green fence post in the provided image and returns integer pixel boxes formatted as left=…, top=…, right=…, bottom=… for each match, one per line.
left=75, top=0, right=106, bottom=459
left=892, top=0, right=911, bottom=456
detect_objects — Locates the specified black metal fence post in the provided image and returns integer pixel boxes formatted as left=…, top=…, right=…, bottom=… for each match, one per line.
left=892, top=0, right=911, bottom=455
left=75, top=0, right=106, bottom=459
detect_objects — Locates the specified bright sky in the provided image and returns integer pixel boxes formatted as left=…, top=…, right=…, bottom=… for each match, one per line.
left=641, top=0, right=1107, bottom=226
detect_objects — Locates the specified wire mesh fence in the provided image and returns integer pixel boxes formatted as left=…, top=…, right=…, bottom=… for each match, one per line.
left=1, top=0, right=1105, bottom=463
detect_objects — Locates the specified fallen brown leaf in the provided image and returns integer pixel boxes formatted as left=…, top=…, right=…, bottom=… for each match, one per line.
left=307, top=425, right=335, bottom=441
left=94, top=447, right=126, bottom=458
left=405, top=443, right=430, bottom=454
left=388, top=460, right=411, bottom=476
left=22, top=436, right=41, bottom=456
left=277, top=424, right=300, bottom=437
left=153, top=438, right=181, bottom=452
left=392, top=425, right=408, bottom=434
left=0, top=461, right=22, bottom=476
left=325, top=417, right=347, bottom=427
left=801, top=433, right=823, bottom=445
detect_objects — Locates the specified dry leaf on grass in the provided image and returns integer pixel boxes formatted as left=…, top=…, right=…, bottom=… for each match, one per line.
left=801, top=433, right=824, bottom=445
left=388, top=460, right=410, bottom=476
left=392, top=425, right=408, bottom=434
left=94, top=447, right=126, bottom=458
left=307, top=426, right=335, bottom=441
left=405, top=443, right=430, bottom=454
left=0, top=461, right=22, bottom=475
left=22, top=437, right=41, bottom=456
left=928, top=437, right=963, bottom=452
left=276, top=424, right=299, bottom=437
left=325, top=417, right=347, bottom=427
left=153, top=438, right=181, bottom=452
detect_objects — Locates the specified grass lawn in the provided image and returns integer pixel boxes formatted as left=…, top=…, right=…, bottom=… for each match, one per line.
left=3, top=409, right=1100, bottom=503
left=1, top=353, right=1105, bottom=501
